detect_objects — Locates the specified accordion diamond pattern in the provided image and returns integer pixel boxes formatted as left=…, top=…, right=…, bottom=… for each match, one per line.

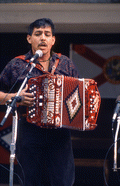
left=65, top=85, right=82, bottom=123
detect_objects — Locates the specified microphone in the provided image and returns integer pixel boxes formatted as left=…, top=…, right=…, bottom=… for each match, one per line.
left=112, top=101, right=120, bottom=123
left=29, top=50, right=43, bottom=63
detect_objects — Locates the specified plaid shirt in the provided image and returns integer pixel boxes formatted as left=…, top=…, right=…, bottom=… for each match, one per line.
left=0, top=50, right=79, bottom=93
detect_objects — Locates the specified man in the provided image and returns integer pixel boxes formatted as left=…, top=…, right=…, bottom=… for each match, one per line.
left=0, top=18, right=79, bottom=186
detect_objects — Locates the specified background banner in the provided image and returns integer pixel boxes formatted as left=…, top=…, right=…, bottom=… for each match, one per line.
left=70, top=44, right=120, bottom=98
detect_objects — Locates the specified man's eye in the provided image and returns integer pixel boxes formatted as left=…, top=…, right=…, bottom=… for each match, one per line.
left=35, top=33, right=41, bottom=36
left=46, top=34, right=50, bottom=37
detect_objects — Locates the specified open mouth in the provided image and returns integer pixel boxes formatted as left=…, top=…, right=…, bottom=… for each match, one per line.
left=39, top=42, right=47, bottom=47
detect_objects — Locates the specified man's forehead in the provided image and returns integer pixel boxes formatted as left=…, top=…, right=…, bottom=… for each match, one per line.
left=33, top=26, right=52, bottom=32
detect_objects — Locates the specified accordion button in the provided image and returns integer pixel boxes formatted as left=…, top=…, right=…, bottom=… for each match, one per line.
left=39, top=103, right=43, bottom=107
left=39, top=95, right=43, bottom=99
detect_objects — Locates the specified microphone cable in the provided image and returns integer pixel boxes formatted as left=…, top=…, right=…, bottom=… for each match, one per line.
left=0, top=162, right=24, bottom=186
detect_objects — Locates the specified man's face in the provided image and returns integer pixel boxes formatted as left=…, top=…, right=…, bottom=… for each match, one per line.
left=27, top=26, right=55, bottom=56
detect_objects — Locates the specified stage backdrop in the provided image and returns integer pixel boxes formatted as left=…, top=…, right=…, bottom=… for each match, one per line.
left=70, top=44, right=120, bottom=99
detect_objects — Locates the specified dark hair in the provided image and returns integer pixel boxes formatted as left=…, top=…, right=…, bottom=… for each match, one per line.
left=28, top=18, right=55, bottom=36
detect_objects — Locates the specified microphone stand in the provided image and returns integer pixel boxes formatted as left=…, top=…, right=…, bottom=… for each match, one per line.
left=0, top=62, right=36, bottom=186
left=113, top=110, right=120, bottom=171
left=9, top=106, right=18, bottom=186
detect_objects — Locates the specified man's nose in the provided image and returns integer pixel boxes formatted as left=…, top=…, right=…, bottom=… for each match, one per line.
left=41, top=33, right=46, bottom=40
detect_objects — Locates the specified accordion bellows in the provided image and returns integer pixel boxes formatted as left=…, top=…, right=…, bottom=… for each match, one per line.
left=27, top=74, right=101, bottom=131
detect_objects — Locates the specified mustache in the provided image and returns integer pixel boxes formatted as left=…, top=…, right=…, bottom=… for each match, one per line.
left=38, top=42, right=47, bottom=47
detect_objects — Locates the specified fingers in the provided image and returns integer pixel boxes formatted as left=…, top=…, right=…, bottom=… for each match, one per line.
left=22, top=96, right=34, bottom=106
left=19, top=84, right=35, bottom=106
left=19, top=94, right=34, bottom=106
left=23, top=84, right=28, bottom=92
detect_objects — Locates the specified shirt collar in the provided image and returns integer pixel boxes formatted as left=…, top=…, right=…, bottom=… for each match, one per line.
left=25, top=50, right=60, bottom=61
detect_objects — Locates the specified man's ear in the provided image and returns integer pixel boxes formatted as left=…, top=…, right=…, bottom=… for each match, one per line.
left=52, top=36, right=56, bottom=46
left=27, top=35, right=31, bottom=44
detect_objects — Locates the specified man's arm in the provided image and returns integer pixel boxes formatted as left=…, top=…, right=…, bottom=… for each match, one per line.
left=0, top=85, right=34, bottom=106
left=0, top=91, right=16, bottom=105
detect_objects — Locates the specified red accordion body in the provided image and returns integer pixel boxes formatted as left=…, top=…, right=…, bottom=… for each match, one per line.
left=27, top=74, right=101, bottom=131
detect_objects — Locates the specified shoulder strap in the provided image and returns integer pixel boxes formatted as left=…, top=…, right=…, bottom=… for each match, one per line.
left=15, top=55, right=49, bottom=74
left=51, top=53, right=61, bottom=75
left=15, top=53, right=61, bottom=75
left=15, top=55, right=29, bottom=62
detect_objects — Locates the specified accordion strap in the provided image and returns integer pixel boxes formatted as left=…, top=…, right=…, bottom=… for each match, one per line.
left=15, top=53, right=61, bottom=75
left=51, top=53, right=61, bottom=75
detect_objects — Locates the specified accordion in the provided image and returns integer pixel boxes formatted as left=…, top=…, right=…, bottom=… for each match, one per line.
left=27, top=74, right=101, bottom=131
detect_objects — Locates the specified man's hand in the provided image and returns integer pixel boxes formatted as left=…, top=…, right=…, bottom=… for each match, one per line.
left=19, top=84, right=34, bottom=106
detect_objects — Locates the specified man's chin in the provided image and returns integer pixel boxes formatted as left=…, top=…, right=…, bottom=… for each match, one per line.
left=39, top=46, right=47, bottom=50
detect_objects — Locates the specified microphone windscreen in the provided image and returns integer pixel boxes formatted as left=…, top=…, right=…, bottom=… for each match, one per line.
left=35, top=50, right=43, bottom=58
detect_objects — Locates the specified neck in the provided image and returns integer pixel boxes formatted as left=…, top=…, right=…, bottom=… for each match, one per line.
left=38, top=58, right=50, bottom=63
left=38, top=53, right=51, bottom=63
left=38, top=59, right=50, bottom=72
